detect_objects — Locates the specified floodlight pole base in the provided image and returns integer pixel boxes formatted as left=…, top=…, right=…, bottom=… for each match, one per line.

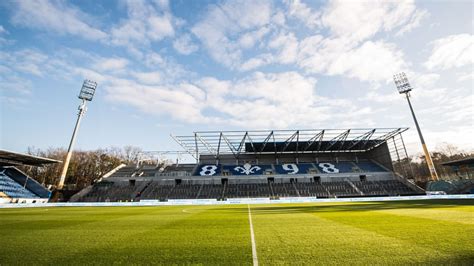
left=58, top=100, right=87, bottom=189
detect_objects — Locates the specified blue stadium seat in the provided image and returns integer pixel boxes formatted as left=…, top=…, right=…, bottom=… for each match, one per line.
left=335, top=162, right=357, bottom=173
left=316, top=162, right=355, bottom=173
left=356, top=161, right=387, bottom=172
left=192, top=161, right=387, bottom=176
left=194, top=164, right=221, bottom=176
left=223, top=164, right=271, bottom=176
left=0, top=172, right=39, bottom=198
left=274, top=163, right=314, bottom=174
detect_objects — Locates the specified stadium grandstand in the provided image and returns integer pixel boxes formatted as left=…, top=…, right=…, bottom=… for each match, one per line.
left=0, top=149, right=57, bottom=203
left=426, top=157, right=474, bottom=194
left=72, top=128, right=424, bottom=202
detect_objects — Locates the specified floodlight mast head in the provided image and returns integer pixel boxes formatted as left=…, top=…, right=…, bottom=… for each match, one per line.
left=393, top=72, right=412, bottom=94
left=78, top=79, right=97, bottom=101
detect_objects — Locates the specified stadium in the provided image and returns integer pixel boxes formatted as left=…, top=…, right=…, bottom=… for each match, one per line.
left=1, top=127, right=473, bottom=264
left=73, top=128, right=423, bottom=202
left=0, top=81, right=473, bottom=265
left=1, top=0, right=473, bottom=265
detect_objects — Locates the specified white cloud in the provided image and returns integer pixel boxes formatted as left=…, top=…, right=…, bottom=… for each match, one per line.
left=110, top=0, right=175, bottom=49
left=103, top=70, right=375, bottom=129
left=197, top=72, right=322, bottom=128
left=148, top=16, right=174, bottom=39
left=362, top=91, right=400, bottom=104
left=0, top=49, right=49, bottom=76
left=190, top=0, right=424, bottom=79
left=93, top=58, right=129, bottom=72
left=412, top=73, right=440, bottom=88
left=238, top=27, right=270, bottom=49
left=0, top=75, right=33, bottom=95
left=298, top=39, right=407, bottom=82
left=191, top=0, right=272, bottom=68
left=240, top=54, right=274, bottom=71
left=268, top=31, right=299, bottom=64
left=284, top=0, right=320, bottom=29
left=0, top=25, right=12, bottom=46
left=457, top=72, right=474, bottom=82
left=194, top=71, right=368, bottom=128
left=0, top=95, right=29, bottom=106
left=105, top=78, right=206, bottom=123
left=142, top=52, right=189, bottom=82
left=321, top=0, right=423, bottom=43
left=73, top=67, right=107, bottom=84
left=173, top=34, right=198, bottom=55
left=395, top=9, right=429, bottom=36
left=131, top=71, right=162, bottom=85
left=271, top=11, right=286, bottom=26
left=424, top=34, right=474, bottom=70
left=0, top=25, right=7, bottom=34
left=10, top=0, right=107, bottom=41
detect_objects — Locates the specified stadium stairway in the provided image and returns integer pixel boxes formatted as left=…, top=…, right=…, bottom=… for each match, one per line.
left=69, top=184, right=94, bottom=202
left=345, top=179, right=364, bottom=196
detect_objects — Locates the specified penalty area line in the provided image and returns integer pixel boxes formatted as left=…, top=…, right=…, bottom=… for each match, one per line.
left=247, top=204, right=258, bottom=266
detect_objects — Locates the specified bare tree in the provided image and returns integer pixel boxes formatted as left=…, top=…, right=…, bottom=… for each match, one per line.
left=19, top=146, right=147, bottom=190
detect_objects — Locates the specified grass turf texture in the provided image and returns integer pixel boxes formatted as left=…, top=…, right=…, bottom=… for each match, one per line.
left=0, top=199, right=472, bottom=265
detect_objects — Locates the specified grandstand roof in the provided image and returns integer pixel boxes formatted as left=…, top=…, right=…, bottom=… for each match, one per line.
left=0, top=149, right=61, bottom=166
left=172, top=128, right=408, bottom=160
left=441, top=157, right=474, bottom=167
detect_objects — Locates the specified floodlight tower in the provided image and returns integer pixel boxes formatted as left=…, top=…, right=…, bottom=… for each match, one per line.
left=393, top=72, right=438, bottom=181
left=58, top=80, right=98, bottom=189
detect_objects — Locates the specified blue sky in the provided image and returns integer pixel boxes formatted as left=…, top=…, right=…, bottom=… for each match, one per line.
left=0, top=0, right=473, bottom=158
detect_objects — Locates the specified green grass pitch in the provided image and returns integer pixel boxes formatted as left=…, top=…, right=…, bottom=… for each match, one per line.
left=0, top=199, right=473, bottom=265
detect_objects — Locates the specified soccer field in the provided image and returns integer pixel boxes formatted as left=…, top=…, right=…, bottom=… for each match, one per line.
left=0, top=199, right=473, bottom=265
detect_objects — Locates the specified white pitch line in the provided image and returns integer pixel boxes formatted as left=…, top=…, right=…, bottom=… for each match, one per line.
left=247, top=204, right=259, bottom=266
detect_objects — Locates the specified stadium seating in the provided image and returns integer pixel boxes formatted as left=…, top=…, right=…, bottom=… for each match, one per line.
left=352, top=180, right=418, bottom=196
left=109, top=161, right=388, bottom=179
left=294, top=182, right=330, bottom=198
left=140, top=165, right=158, bottom=177
left=224, top=183, right=272, bottom=198
left=270, top=182, right=299, bottom=197
left=198, top=184, right=224, bottom=199
left=167, top=184, right=202, bottom=199
left=322, top=181, right=359, bottom=197
left=352, top=181, right=388, bottom=196
left=141, top=182, right=174, bottom=200
left=0, top=167, right=50, bottom=199
left=376, top=180, right=419, bottom=195
left=78, top=181, right=147, bottom=202
left=76, top=177, right=420, bottom=201
left=111, top=166, right=138, bottom=177
left=356, top=161, right=387, bottom=172
left=223, top=164, right=271, bottom=176
left=274, top=163, right=314, bottom=174
left=0, top=171, right=39, bottom=198
left=74, top=158, right=421, bottom=202
left=426, top=179, right=474, bottom=194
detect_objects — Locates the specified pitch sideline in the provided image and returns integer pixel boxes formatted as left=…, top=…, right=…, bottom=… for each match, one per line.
left=248, top=204, right=258, bottom=266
